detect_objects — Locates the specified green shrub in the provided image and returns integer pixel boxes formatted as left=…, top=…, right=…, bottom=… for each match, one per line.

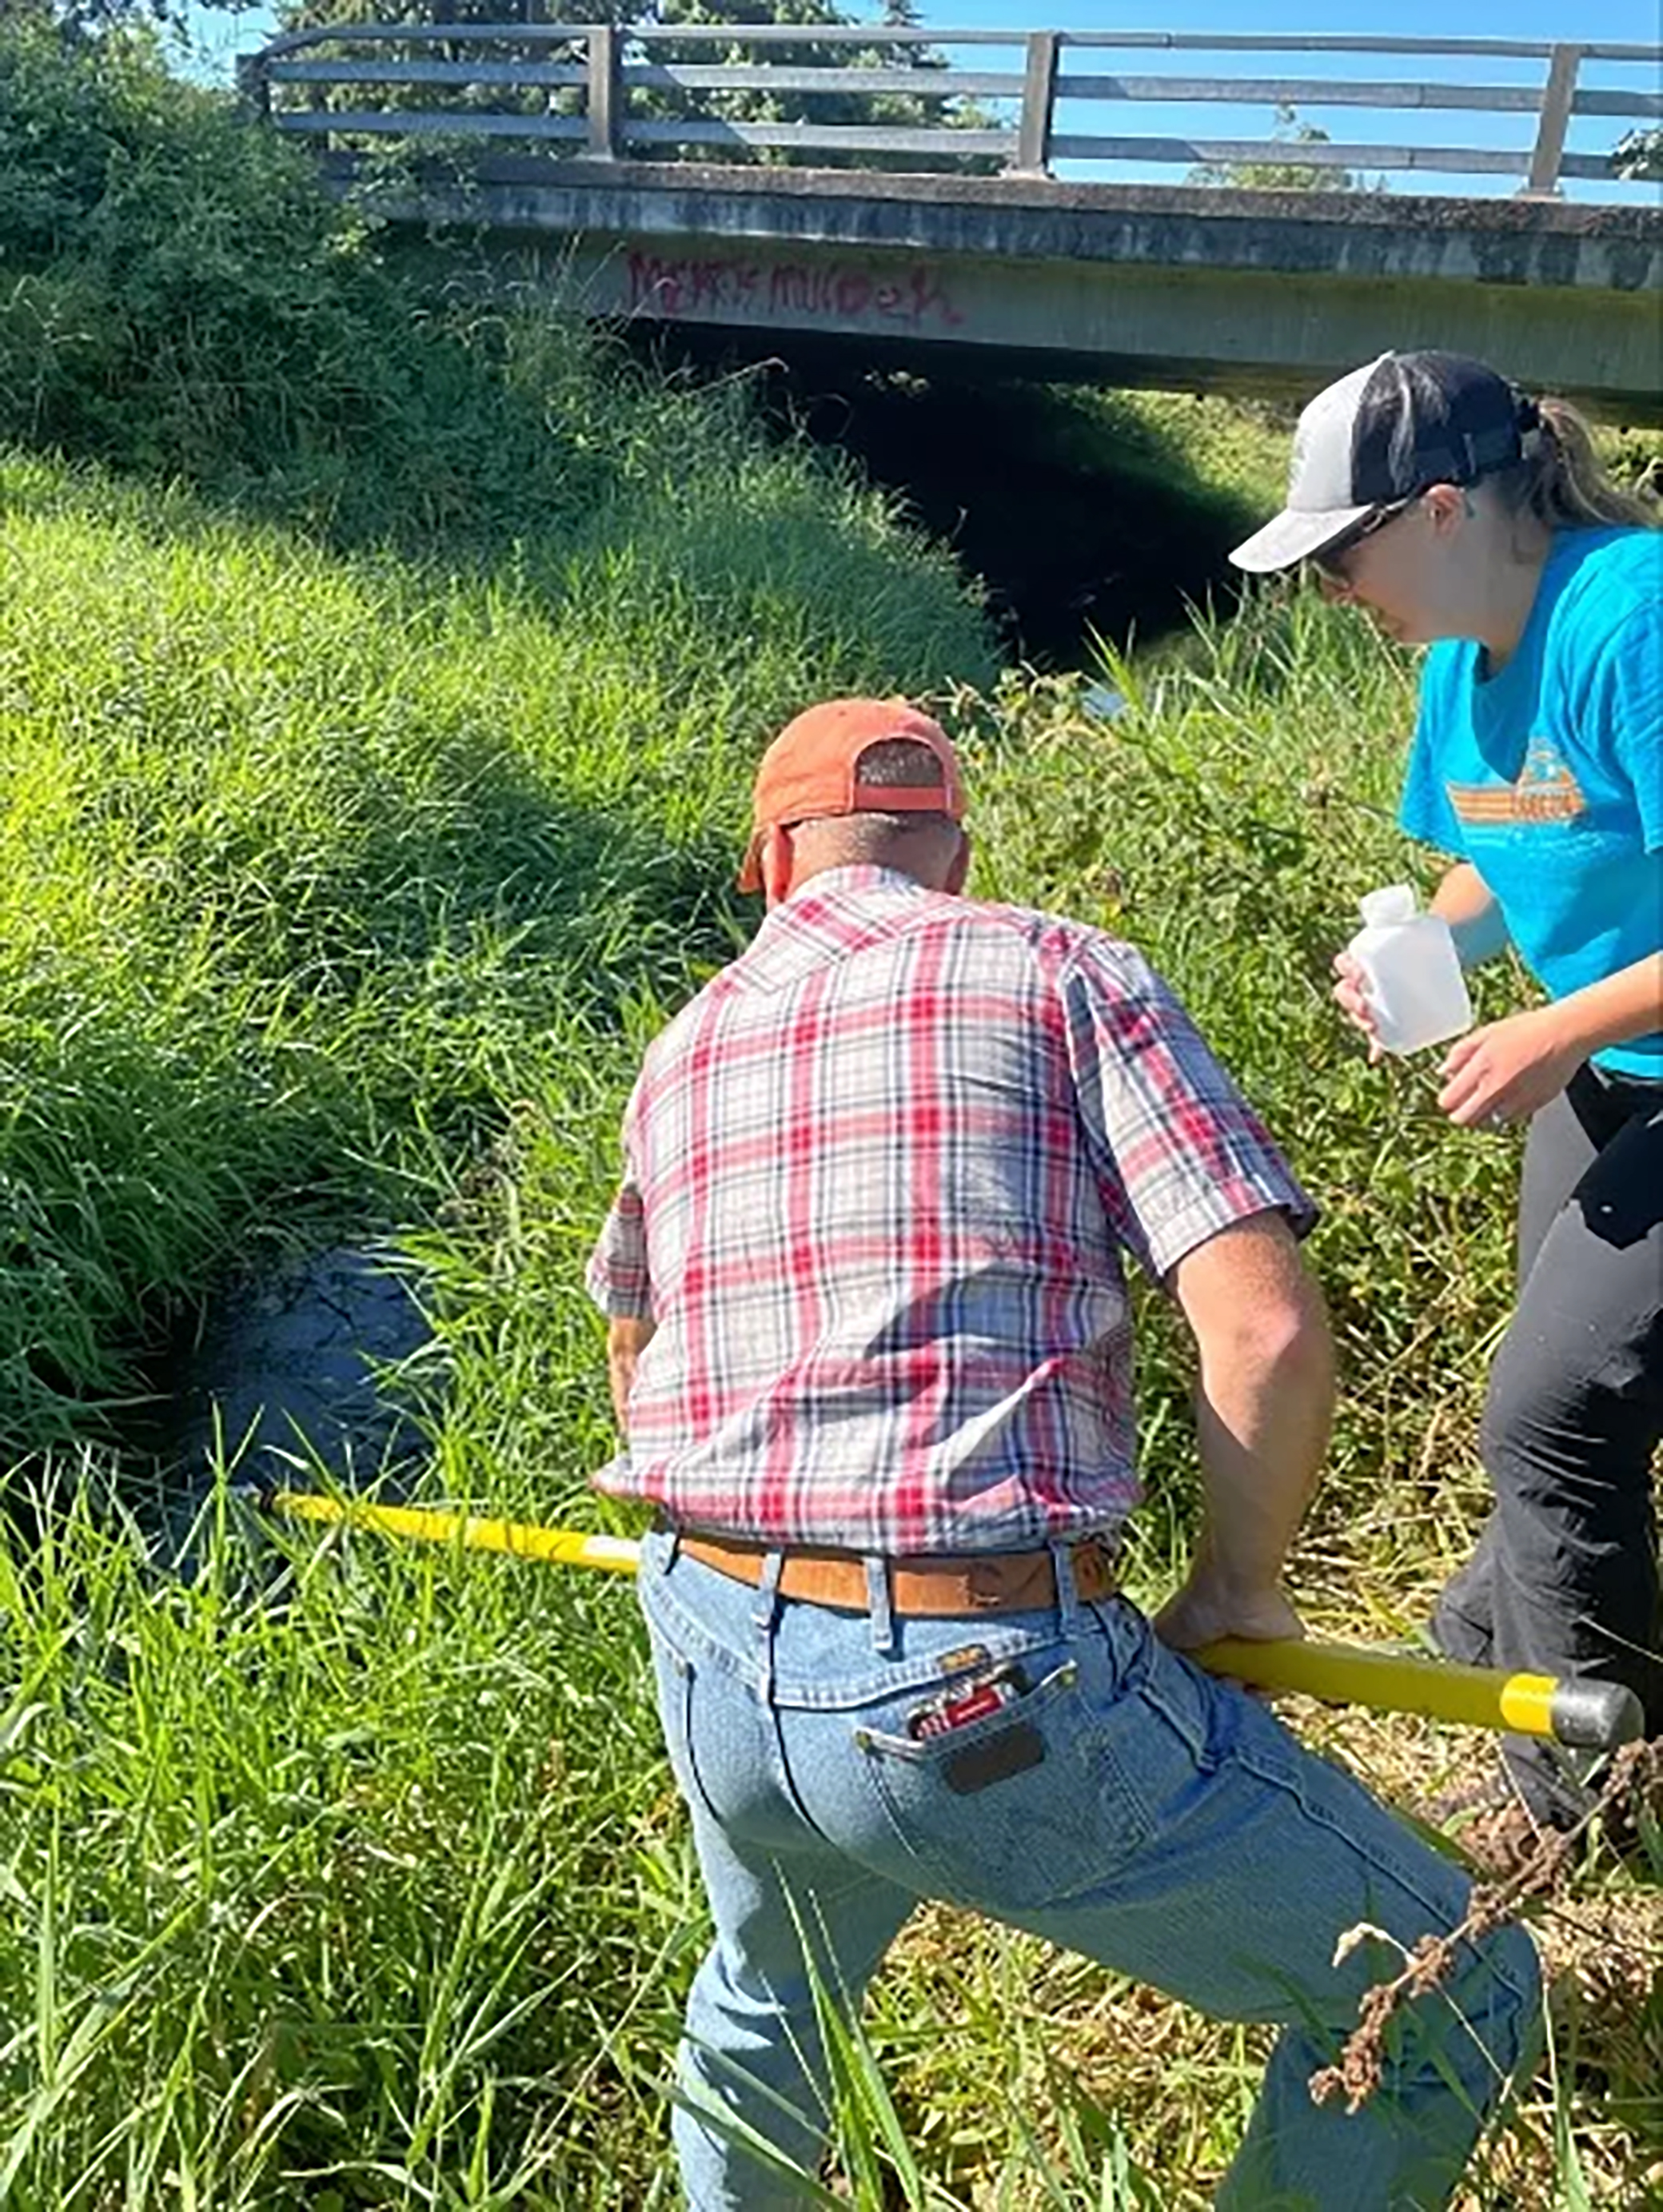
left=0, top=18, right=608, bottom=545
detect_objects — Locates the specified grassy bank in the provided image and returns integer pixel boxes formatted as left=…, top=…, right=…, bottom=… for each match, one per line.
left=2, top=18, right=1657, bottom=2208
left=9, top=544, right=1660, bottom=2202
left=0, top=420, right=990, bottom=1455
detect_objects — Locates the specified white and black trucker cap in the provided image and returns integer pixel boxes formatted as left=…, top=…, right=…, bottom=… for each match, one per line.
left=1230, top=351, right=1540, bottom=574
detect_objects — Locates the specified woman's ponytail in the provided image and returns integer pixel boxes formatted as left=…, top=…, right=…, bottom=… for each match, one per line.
left=1494, top=397, right=1658, bottom=531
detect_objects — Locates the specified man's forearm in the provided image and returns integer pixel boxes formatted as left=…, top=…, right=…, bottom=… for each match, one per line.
left=1190, top=1303, right=1334, bottom=1595
left=1166, top=1216, right=1336, bottom=1625
left=1431, top=861, right=1509, bottom=969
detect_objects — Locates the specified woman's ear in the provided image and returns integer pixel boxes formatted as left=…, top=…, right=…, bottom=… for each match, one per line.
left=946, top=828, right=971, bottom=896
left=1420, top=483, right=1470, bottom=536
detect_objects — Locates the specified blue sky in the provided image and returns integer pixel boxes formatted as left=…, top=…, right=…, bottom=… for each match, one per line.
left=183, top=2, right=1659, bottom=200
left=187, top=2, right=1663, bottom=48
left=185, top=2, right=1663, bottom=71
left=926, top=0, right=1659, bottom=38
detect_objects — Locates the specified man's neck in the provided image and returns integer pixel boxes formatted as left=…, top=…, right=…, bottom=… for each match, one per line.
left=780, top=859, right=924, bottom=900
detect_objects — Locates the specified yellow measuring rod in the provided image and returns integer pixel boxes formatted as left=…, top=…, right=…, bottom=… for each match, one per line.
left=269, top=1490, right=1642, bottom=1754
left=273, top=1489, right=644, bottom=1576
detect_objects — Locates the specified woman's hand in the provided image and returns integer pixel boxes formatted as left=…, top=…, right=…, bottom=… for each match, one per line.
left=1331, top=949, right=1384, bottom=1063
left=1438, top=1005, right=1581, bottom=1128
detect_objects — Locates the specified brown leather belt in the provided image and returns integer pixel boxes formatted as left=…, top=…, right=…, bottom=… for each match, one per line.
left=674, top=1529, right=1119, bottom=1616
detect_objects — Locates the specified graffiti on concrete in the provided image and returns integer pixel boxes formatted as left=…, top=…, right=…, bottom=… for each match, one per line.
left=625, top=251, right=963, bottom=330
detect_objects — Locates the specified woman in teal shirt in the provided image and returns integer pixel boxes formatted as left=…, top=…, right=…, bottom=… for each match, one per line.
left=1232, top=351, right=1661, bottom=1865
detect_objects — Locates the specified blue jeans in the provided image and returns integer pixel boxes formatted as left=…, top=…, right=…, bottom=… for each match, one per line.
left=639, top=1528, right=1540, bottom=2212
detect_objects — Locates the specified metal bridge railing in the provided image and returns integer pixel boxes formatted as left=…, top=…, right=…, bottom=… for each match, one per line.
left=239, top=25, right=1663, bottom=201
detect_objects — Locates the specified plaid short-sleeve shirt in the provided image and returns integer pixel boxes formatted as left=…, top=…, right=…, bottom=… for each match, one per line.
left=588, top=867, right=1314, bottom=1555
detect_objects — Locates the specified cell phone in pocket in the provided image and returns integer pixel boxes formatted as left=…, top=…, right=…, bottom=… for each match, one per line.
left=905, top=1662, right=1047, bottom=1793
left=906, top=1661, right=1029, bottom=1741
left=942, top=1722, right=1045, bottom=1795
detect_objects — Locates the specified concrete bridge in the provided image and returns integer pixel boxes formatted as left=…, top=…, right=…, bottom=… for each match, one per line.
left=246, top=26, right=1663, bottom=420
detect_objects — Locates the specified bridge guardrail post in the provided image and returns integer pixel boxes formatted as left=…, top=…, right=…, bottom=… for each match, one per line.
left=1520, top=42, right=1583, bottom=197
left=234, top=51, right=270, bottom=122
left=1012, top=30, right=1059, bottom=177
left=584, top=24, right=621, bottom=161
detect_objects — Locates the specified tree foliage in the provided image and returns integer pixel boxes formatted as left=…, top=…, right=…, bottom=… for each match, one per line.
left=1613, top=126, right=1662, bottom=181
left=1187, top=102, right=1376, bottom=193
left=268, top=0, right=989, bottom=173
left=3, top=0, right=179, bottom=32
left=273, top=0, right=920, bottom=29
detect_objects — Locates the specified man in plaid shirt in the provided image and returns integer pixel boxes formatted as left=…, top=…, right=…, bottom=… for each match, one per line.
left=588, top=699, right=1537, bottom=2211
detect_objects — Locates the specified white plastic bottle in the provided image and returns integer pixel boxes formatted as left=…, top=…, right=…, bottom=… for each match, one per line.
left=1345, top=884, right=1474, bottom=1055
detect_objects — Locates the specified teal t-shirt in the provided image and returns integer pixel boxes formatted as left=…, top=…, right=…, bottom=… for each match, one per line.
left=1398, top=526, right=1663, bottom=1079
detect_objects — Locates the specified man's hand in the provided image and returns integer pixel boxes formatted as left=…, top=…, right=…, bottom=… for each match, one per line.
left=1437, top=1004, right=1581, bottom=1128
left=1153, top=1567, right=1305, bottom=1654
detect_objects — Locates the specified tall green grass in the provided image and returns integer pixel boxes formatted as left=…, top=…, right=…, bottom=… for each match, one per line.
left=2, top=18, right=1656, bottom=2203
left=0, top=1468, right=694, bottom=2208
left=0, top=422, right=991, bottom=1454
left=8, top=470, right=1657, bottom=2202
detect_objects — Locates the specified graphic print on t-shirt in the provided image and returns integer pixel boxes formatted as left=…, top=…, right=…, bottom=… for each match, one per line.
left=1446, top=735, right=1589, bottom=827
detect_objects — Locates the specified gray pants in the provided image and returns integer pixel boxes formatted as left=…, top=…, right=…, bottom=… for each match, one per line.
left=1433, top=1062, right=1663, bottom=1822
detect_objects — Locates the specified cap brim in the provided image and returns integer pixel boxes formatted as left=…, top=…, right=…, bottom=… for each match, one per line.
left=1228, top=501, right=1376, bottom=575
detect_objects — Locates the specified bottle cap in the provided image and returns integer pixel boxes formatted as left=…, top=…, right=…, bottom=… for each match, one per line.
left=1358, top=884, right=1418, bottom=927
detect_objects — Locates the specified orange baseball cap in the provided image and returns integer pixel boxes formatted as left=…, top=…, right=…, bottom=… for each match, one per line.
left=737, top=697, right=966, bottom=892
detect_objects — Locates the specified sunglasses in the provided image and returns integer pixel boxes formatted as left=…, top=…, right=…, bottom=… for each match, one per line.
left=1307, top=495, right=1420, bottom=585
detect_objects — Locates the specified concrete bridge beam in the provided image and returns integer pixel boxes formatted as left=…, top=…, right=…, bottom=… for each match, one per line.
left=349, top=164, right=1663, bottom=421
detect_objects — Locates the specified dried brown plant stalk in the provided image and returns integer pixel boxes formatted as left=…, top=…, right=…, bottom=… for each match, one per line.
left=1310, top=1739, right=1662, bottom=2114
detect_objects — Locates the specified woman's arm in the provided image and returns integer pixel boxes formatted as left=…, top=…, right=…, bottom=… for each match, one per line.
left=1438, top=951, right=1663, bottom=1127
left=1549, top=951, right=1663, bottom=1061
left=1430, top=861, right=1510, bottom=967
